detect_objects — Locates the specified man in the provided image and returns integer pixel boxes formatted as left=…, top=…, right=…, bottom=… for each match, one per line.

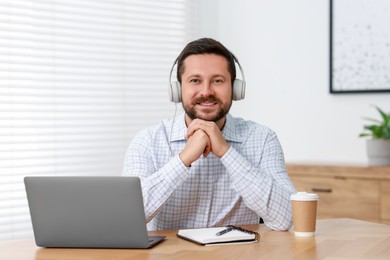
left=122, top=38, right=296, bottom=231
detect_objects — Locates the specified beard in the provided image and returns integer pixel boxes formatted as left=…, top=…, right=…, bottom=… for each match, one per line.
left=182, top=95, right=232, bottom=122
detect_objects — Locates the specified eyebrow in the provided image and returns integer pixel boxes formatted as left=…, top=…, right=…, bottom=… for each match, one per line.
left=186, top=74, right=226, bottom=79
left=186, top=74, right=202, bottom=78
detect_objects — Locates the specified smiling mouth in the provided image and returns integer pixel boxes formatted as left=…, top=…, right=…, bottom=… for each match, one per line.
left=198, top=102, right=216, bottom=106
left=193, top=95, right=220, bottom=106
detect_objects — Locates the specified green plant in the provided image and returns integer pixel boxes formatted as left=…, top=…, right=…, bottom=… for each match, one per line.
left=359, top=106, right=390, bottom=139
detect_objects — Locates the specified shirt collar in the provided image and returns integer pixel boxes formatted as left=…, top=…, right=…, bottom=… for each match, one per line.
left=170, top=112, right=243, bottom=143
left=170, top=113, right=187, bottom=142
left=222, top=113, right=242, bottom=143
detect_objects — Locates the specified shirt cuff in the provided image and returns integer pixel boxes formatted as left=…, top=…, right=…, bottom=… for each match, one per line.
left=220, top=146, right=252, bottom=175
left=162, top=154, right=191, bottom=185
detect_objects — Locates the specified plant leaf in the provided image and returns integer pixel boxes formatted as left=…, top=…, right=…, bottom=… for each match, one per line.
left=375, top=106, right=389, bottom=125
left=364, top=125, right=383, bottom=138
left=360, top=106, right=390, bottom=140
left=361, top=116, right=382, bottom=124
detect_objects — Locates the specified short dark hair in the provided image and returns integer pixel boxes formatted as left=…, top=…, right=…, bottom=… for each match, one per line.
left=175, top=38, right=236, bottom=84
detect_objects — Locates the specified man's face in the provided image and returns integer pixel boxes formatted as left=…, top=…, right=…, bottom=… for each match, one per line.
left=181, top=54, right=233, bottom=123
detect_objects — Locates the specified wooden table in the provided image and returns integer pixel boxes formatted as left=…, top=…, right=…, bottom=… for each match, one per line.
left=1, top=218, right=389, bottom=259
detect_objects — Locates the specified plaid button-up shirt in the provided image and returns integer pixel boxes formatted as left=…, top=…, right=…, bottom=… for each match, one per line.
left=122, top=113, right=296, bottom=231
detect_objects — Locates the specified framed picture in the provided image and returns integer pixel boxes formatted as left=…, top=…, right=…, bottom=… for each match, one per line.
left=330, top=0, right=390, bottom=93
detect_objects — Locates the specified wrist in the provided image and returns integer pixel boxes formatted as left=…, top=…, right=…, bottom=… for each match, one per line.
left=216, top=144, right=230, bottom=158
left=179, top=152, right=192, bottom=167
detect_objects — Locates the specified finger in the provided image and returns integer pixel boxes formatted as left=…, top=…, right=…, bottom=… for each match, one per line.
left=203, top=137, right=212, bottom=157
left=186, top=119, right=201, bottom=138
left=187, top=119, right=212, bottom=138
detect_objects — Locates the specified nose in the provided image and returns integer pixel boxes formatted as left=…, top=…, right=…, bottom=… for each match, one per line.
left=200, top=81, right=214, bottom=97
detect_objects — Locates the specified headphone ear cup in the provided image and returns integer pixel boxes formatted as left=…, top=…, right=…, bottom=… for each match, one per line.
left=233, top=79, right=246, bottom=101
left=169, top=81, right=182, bottom=103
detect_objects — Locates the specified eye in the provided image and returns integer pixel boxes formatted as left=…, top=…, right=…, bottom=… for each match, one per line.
left=214, top=78, right=224, bottom=84
left=189, top=78, right=200, bottom=84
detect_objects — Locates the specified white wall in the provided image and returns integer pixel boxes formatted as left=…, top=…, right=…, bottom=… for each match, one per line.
left=197, top=0, right=390, bottom=165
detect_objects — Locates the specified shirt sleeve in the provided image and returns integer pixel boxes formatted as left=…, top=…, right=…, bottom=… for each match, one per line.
left=220, top=130, right=296, bottom=231
left=122, top=128, right=190, bottom=222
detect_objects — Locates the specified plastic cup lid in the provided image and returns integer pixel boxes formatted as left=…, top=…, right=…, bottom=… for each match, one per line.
left=290, top=192, right=318, bottom=201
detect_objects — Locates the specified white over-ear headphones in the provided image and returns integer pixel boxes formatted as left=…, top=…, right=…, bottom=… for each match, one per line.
left=168, top=55, right=246, bottom=103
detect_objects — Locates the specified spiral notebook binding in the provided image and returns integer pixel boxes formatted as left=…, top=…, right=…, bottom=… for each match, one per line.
left=226, top=225, right=260, bottom=242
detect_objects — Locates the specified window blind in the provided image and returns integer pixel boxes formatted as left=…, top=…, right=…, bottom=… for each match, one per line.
left=0, top=0, right=197, bottom=240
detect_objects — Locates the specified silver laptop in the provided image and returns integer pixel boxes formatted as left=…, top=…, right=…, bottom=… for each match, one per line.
left=24, top=176, right=165, bottom=248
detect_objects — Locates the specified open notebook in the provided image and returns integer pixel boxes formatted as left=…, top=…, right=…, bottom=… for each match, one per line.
left=177, top=225, right=259, bottom=246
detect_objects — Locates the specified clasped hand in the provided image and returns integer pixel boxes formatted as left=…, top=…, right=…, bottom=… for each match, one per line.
left=179, top=119, right=230, bottom=167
